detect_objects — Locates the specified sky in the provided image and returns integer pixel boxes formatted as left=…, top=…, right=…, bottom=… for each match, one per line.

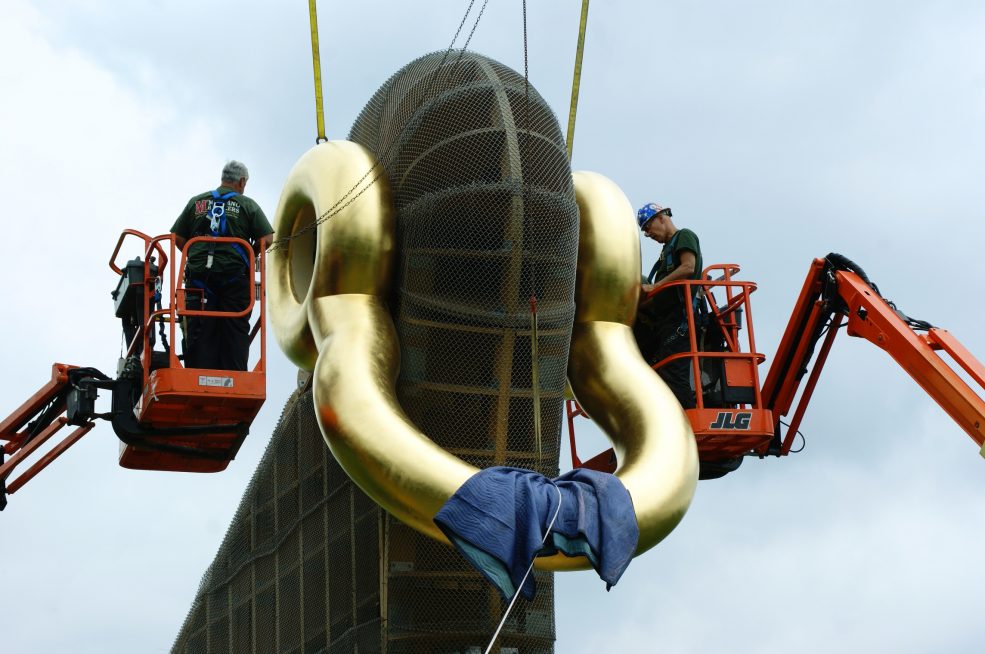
left=1, top=1, right=984, bottom=652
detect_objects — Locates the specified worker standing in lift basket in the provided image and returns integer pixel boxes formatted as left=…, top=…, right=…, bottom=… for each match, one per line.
left=171, top=161, right=274, bottom=371
left=633, top=202, right=703, bottom=408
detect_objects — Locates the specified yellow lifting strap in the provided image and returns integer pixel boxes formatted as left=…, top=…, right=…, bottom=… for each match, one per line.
left=308, top=0, right=327, bottom=143
left=565, top=0, right=591, bottom=161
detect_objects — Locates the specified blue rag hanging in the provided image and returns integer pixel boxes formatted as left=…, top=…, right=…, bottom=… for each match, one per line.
left=433, top=466, right=639, bottom=600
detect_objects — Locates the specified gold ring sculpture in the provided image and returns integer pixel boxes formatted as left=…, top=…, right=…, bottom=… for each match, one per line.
left=268, top=141, right=698, bottom=570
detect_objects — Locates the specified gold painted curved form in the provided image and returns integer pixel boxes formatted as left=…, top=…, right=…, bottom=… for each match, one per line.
left=269, top=141, right=698, bottom=570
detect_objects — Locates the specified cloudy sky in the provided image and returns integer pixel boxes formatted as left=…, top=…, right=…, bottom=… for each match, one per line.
left=2, top=1, right=984, bottom=652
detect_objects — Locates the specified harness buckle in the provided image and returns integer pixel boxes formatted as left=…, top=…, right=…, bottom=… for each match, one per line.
left=209, top=201, right=225, bottom=233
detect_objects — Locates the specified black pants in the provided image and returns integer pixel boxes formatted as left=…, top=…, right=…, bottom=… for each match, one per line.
left=634, top=319, right=696, bottom=409
left=185, top=272, right=252, bottom=371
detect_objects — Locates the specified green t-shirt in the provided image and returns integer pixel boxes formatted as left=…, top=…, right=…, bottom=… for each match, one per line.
left=638, top=228, right=703, bottom=326
left=649, top=228, right=702, bottom=284
left=171, top=186, right=274, bottom=275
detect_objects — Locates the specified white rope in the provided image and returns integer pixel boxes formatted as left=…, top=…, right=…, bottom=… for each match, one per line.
left=483, top=482, right=563, bottom=654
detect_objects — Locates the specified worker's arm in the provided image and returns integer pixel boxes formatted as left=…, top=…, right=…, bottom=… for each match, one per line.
left=641, top=250, right=697, bottom=296
left=171, top=200, right=194, bottom=253
left=252, top=202, right=275, bottom=254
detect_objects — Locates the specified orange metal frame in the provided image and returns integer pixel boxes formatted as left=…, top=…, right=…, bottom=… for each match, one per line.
left=0, top=231, right=270, bottom=504
left=781, top=266, right=985, bottom=452
left=567, top=258, right=985, bottom=472
left=669, top=264, right=774, bottom=459
left=0, top=364, right=93, bottom=501
left=568, top=264, right=774, bottom=471
left=108, top=231, right=267, bottom=472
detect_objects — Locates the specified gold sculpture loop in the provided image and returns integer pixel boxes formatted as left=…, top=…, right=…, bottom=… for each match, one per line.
left=269, top=144, right=698, bottom=569
left=565, top=171, right=698, bottom=560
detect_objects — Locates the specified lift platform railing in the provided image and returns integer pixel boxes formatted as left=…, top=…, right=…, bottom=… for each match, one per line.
left=567, top=264, right=775, bottom=471
left=109, top=231, right=268, bottom=472
left=645, top=264, right=774, bottom=458
left=108, top=231, right=267, bottom=377
left=649, top=265, right=765, bottom=405
left=1, top=232, right=271, bottom=506
left=172, top=234, right=267, bottom=375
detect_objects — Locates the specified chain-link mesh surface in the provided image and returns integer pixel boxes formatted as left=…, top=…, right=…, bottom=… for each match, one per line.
left=349, top=50, right=578, bottom=474
left=173, top=50, right=575, bottom=654
left=350, top=50, right=574, bottom=653
left=171, top=389, right=384, bottom=654
left=173, top=389, right=556, bottom=654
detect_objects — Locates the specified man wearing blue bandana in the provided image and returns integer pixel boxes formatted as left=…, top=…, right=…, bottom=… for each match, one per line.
left=633, top=202, right=703, bottom=408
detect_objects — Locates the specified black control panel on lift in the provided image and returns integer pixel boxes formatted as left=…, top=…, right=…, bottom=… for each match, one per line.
left=111, top=256, right=159, bottom=322
left=110, top=256, right=160, bottom=355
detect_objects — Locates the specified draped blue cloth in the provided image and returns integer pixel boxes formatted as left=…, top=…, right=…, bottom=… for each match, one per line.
left=433, top=466, right=639, bottom=600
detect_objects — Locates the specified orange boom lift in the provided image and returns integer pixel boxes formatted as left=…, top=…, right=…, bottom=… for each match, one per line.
left=0, top=230, right=267, bottom=509
left=568, top=254, right=985, bottom=479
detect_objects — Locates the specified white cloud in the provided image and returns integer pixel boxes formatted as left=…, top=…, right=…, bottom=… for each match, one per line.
left=0, top=1, right=223, bottom=373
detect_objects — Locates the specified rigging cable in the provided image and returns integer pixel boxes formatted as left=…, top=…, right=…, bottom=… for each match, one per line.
left=483, top=483, right=563, bottom=654
left=778, top=419, right=807, bottom=453
left=530, top=297, right=542, bottom=462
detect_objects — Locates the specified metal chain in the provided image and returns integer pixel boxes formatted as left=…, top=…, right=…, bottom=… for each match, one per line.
left=461, top=0, right=489, bottom=54
left=266, top=164, right=385, bottom=252
left=268, top=0, right=492, bottom=253
left=523, top=0, right=529, bottom=108
left=449, top=0, right=480, bottom=51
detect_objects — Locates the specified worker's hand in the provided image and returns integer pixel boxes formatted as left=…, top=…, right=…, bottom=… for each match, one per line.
left=640, top=284, right=656, bottom=303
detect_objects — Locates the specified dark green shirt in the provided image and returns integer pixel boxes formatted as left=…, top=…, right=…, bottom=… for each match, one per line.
left=649, top=228, right=702, bottom=284
left=639, top=228, right=703, bottom=326
left=171, top=186, right=273, bottom=275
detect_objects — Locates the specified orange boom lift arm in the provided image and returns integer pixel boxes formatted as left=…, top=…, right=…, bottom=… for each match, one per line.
left=761, top=254, right=985, bottom=456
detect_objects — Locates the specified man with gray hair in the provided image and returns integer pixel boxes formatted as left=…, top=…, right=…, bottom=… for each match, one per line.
left=171, top=160, right=274, bottom=371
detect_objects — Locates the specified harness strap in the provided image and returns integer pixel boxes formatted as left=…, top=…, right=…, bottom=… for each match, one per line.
left=204, top=190, right=250, bottom=269
left=647, top=231, right=707, bottom=339
left=186, top=277, right=215, bottom=307
left=647, top=230, right=682, bottom=284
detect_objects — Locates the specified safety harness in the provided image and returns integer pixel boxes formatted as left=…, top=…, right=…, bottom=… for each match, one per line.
left=646, top=231, right=682, bottom=285
left=202, top=190, right=250, bottom=270
left=645, top=231, right=708, bottom=345
left=184, top=190, right=252, bottom=316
